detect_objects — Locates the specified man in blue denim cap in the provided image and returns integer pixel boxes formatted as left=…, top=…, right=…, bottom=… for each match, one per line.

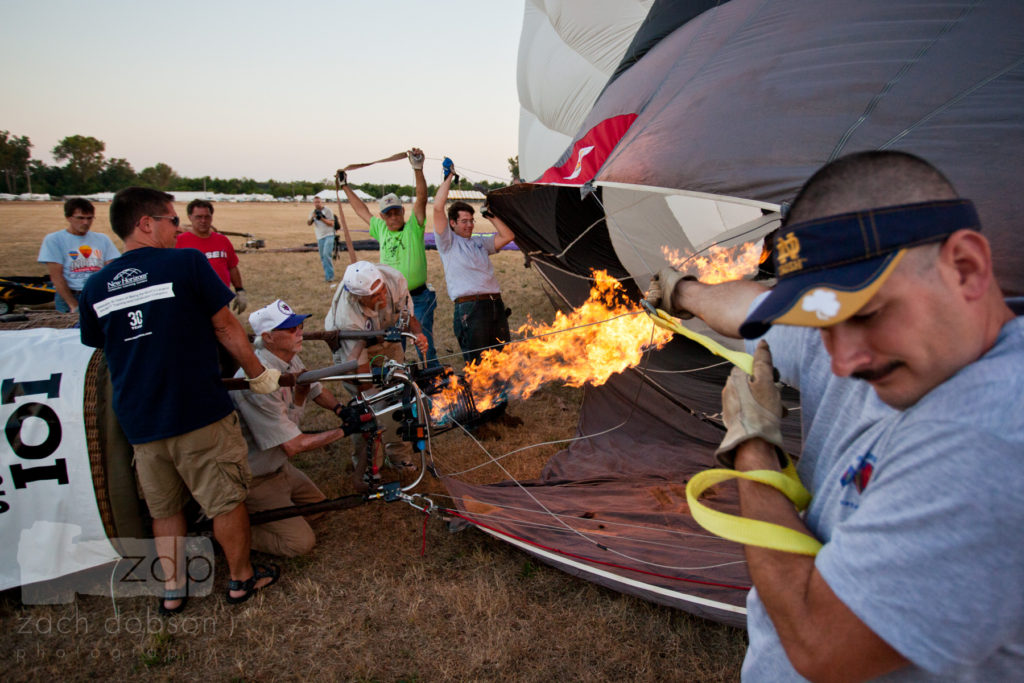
left=647, top=151, right=1023, bottom=681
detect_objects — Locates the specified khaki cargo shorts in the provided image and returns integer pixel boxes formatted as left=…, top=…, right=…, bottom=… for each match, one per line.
left=133, top=412, right=251, bottom=519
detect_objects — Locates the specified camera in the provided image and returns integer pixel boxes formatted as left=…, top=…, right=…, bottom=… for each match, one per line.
left=315, top=209, right=325, bottom=219
left=481, top=206, right=495, bottom=219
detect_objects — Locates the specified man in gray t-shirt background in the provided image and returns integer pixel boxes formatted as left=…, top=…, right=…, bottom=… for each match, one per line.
left=37, top=197, right=120, bottom=312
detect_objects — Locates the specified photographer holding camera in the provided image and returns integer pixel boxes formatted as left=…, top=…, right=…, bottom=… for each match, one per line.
left=307, top=196, right=337, bottom=283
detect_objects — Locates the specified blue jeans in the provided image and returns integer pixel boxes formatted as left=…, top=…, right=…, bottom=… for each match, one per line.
left=317, top=235, right=335, bottom=281
left=411, top=287, right=439, bottom=368
left=54, top=290, right=80, bottom=313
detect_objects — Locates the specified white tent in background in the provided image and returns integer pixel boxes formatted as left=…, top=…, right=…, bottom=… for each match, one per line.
left=169, top=191, right=215, bottom=203
left=80, top=192, right=115, bottom=202
left=169, top=191, right=279, bottom=203
left=314, top=188, right=375, bottom=202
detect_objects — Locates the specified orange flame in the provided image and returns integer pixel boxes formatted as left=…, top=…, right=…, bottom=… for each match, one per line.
left=430, top=270, right=672, bottom=421
left=660, top=242, right=762, bottom=284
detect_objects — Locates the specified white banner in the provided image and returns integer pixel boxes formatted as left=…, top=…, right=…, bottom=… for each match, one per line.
left=0, top=329, right=119, bottom=591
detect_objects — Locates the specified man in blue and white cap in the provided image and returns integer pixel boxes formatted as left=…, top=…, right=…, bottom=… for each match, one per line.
left=232, top=299, right=351, bottom=557
left=647, top=151, right=1023, bottom=681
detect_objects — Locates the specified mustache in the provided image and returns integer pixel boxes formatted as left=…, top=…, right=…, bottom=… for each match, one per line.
left=851, top=361, right=903, bottom=382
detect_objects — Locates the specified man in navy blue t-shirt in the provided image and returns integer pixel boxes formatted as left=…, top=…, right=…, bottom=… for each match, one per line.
left=80, top=187, right=282, bottom=612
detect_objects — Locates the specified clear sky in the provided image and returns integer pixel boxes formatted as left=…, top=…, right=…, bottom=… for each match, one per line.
left=0, top=0, right=524, bottom=187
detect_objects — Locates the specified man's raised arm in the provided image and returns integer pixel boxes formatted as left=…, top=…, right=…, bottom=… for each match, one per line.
left=341, top=179, right=374, bottom=226
left=432, top=173, right=454, bottom=237
left=487, top=214, right=515, bottom=251
left=409, top=147, right=427, bottom=225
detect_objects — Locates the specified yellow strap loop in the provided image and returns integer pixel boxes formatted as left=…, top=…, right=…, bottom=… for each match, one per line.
left=643, top=305, right=818, bottom=554
left=646, top=307, right=754, bottom=375
left=685, top=460, right=822, bottom=556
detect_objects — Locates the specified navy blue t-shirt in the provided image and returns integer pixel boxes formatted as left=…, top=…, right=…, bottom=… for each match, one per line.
left=79, top=247, right=235, bottom=444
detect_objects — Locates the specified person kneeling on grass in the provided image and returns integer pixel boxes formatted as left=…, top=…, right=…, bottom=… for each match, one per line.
left=232, top=299, right=354, bottom=557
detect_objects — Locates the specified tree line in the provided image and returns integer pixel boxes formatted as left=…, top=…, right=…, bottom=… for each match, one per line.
left=1, top=130, right=516, bottom=198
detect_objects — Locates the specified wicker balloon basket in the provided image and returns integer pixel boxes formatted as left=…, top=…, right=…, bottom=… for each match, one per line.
left=1, top=312, right=150, bottom=545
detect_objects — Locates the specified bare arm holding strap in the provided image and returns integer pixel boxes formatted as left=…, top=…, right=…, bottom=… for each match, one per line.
left=647, top=270, right=767, bottom=338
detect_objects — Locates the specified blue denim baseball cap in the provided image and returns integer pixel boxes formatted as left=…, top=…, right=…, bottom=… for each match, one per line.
left=739, top=199, right=980, bottom=339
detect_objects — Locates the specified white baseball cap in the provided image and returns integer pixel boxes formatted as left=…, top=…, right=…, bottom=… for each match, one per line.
left=342, top=261, right=384, bottom=297
left=249, top=299, right=310, bottom=335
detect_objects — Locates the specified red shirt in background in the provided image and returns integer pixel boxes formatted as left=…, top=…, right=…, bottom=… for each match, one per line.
left=175, top=231, right=238, bottom=287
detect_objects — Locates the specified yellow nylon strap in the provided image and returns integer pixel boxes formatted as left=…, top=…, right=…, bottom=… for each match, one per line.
left=644, top=305, right=819, bottom=554
left=647, top=307, right=754, bottom=375
left=685, top=462, right=822, bottom=556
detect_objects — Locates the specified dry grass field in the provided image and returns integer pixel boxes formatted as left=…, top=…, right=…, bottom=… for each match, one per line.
left=0, top=201, right=746, bottom=681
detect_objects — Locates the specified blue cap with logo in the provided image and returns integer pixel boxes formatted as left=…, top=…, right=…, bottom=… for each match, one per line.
left=739, top=199, right=980, bottom=339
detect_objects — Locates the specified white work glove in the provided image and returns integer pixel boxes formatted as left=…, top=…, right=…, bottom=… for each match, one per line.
left=231, top=289, right=248, bottom=314
left=715, top=341, right=786, bottom=468
left=408, top=148, right=424, bottom=170
left=646, top=267, right=694, bottom=319
left=247, top=367, right=281, bottom=394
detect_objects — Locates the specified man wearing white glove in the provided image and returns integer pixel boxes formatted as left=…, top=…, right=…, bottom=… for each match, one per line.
left=649, top=151, right=1023, bottom=681
left=175, top=199, right=247, bottom=313
left=80, top=187, right=282, bottom=613
left=339, top=147, right=438, bottom=367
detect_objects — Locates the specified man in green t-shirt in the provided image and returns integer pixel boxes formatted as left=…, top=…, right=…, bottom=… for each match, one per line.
left=340, top=148, right=438, bottom=367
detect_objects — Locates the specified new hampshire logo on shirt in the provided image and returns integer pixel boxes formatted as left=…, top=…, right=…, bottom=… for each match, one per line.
left=840, top=451, right=877, bottom=493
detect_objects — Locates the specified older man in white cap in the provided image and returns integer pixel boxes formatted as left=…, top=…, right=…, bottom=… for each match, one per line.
left=326, top=260, right=428, bottom=372
left=326, top=261, right=428, bottom=479
left=231, top=299, right=353, bottom=557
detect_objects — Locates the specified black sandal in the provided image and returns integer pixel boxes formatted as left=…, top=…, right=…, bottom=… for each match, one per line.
left=158, top=586, right=189, bottom=616
left=225, top=563, right=280, bottom=605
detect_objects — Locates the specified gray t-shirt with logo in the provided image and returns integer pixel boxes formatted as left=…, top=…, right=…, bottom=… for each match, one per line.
left=741, top=306, right=1024, bottom=681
